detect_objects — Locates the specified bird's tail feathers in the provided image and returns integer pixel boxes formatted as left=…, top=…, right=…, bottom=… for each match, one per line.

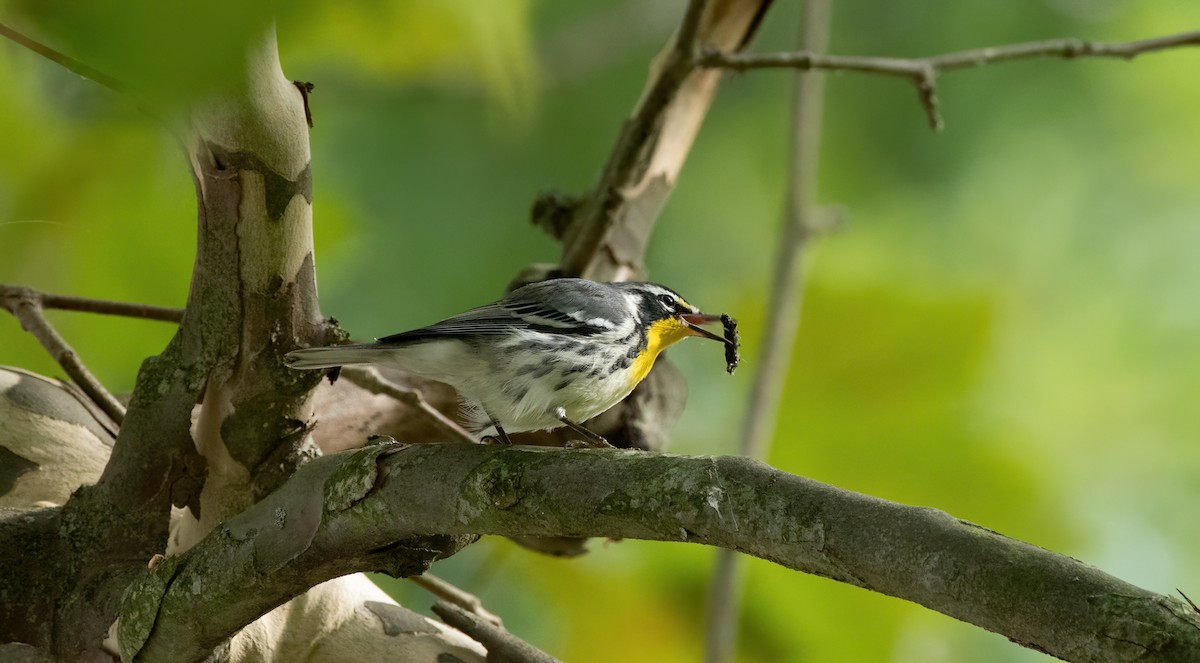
left=284, top=344, right=390, bottom=370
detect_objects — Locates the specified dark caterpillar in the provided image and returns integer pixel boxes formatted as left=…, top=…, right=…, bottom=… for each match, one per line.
left=721, top=314, right=740, bottom=375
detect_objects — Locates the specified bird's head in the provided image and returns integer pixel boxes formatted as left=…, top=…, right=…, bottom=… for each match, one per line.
left=618, top=282, right=730, bottom=348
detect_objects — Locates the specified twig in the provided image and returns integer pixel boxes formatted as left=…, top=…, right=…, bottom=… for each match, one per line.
left=409, top=573, right=502, bottom=627
left=431, top=601, right=561, bottom=663
left=1179, top=589, right=1200, bottom=615
left=699, top=29, right=1200, bottom=129
left=0, top=23, right=126, bottom=94
left=675, top=0, right=709, bottom=53
left=0, top=285, right=127, bottom=424
left=338, top=366, right=478, bottom=445
left=34, top=292, right=184, bottom=323
left=705, top=1, right=832, bottom=661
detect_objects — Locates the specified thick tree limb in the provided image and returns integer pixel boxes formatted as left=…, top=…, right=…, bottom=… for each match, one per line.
left=11, top=28, right=339, bottom=657
left=700, top=29, right=1200, bottom=129
left=0, top=365, right=481, bottom=662
left=122, top=443, right=1200, bottom=663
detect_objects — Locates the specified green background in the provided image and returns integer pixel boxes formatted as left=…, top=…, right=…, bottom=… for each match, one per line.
left=3, top=1, right=1199, bottom=660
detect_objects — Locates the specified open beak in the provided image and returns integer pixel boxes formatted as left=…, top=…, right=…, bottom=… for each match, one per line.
left=681, top=313, right=733, bottom=345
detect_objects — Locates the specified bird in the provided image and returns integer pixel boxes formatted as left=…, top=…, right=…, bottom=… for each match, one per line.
left=284, top=278, right=733, bottom=446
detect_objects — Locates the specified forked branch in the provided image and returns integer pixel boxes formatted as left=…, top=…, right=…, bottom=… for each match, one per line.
left=700, top=30, right=1200, bottom=129
left=432, top=602, right=557, bottom=663
left=0, top=284, right=129, bottom=423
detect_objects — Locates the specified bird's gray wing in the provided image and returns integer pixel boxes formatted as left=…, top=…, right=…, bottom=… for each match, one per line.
left=377, top=278, right=624, bottom=345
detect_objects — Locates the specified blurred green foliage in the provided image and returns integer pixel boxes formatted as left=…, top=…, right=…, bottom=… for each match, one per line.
left=3, top=1, right=1200, bottom=661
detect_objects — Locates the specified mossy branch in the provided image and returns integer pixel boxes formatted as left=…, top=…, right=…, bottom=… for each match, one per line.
left=122, top=442, right=1200, bottom=663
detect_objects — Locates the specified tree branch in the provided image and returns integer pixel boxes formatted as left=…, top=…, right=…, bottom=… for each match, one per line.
left=25, top=28, right=336, bottom=656
left=699, top=29, right=1200, bottom=129
left=550, top=0, right=774, bottom=281
left=705, top=0, right=832, bottom=659
left=39, top=293, right=183, bottom=323
left=122, top=443, right=1200, bottom=663
left=0, top=285, right=128, bottom=424
left=0, top=283, right=184, bottom=323
left=432, top=601, right=559, bottom=663
left=0, top=23, right=126, bottom=93
left=410, top=574, right=502, bottom=627
left=339, top=366, right=478, bottom=445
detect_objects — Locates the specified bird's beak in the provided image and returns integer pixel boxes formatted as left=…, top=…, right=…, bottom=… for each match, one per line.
left=681, top=313, right=733, bottom=345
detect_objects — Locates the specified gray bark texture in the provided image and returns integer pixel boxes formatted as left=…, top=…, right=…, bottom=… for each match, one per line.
left=121, top=442, right=1200, bottom=663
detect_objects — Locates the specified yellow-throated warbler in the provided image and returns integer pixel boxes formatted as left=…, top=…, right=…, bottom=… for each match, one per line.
left=285, top=278, right=732, bottom=446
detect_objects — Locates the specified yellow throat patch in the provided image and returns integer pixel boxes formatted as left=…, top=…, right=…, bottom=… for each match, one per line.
left=628, top=318, right=693, bottom=388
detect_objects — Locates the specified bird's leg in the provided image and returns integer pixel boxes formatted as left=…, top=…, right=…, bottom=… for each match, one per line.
left=485, top=411, right=513, bottom=445
left=553, top=407, right=615, bottom=448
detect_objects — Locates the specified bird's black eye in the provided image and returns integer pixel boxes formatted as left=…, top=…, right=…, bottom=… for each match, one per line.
left=658, top=293, right=676, bottom=310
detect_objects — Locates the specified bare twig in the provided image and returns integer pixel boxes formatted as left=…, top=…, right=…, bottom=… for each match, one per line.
left=0, top=285, right=127, bottom=424
left=700, top=29, right=1200, bottom=129
left=675, top=0, right=710, bottom=52
left=431, top=601, right=561, bottom=663
left=338, top=366, right=478, bottom=445
left=704, top=2, right=832, bottom=661
left=1179, top=589, right=1200, bottom=615
left=0, top=23, right=126, bottom=93
left=36, top=292, right=183, bottom=323
left=409, top=573, right=502, bottom=627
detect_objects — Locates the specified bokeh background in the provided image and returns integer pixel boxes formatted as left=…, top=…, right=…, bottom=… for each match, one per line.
left=3, top=1, right=1199, bottom=660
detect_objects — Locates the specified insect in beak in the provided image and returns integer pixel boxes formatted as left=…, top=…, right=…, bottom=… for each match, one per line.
left=680, top=313, right=734, bottom=345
